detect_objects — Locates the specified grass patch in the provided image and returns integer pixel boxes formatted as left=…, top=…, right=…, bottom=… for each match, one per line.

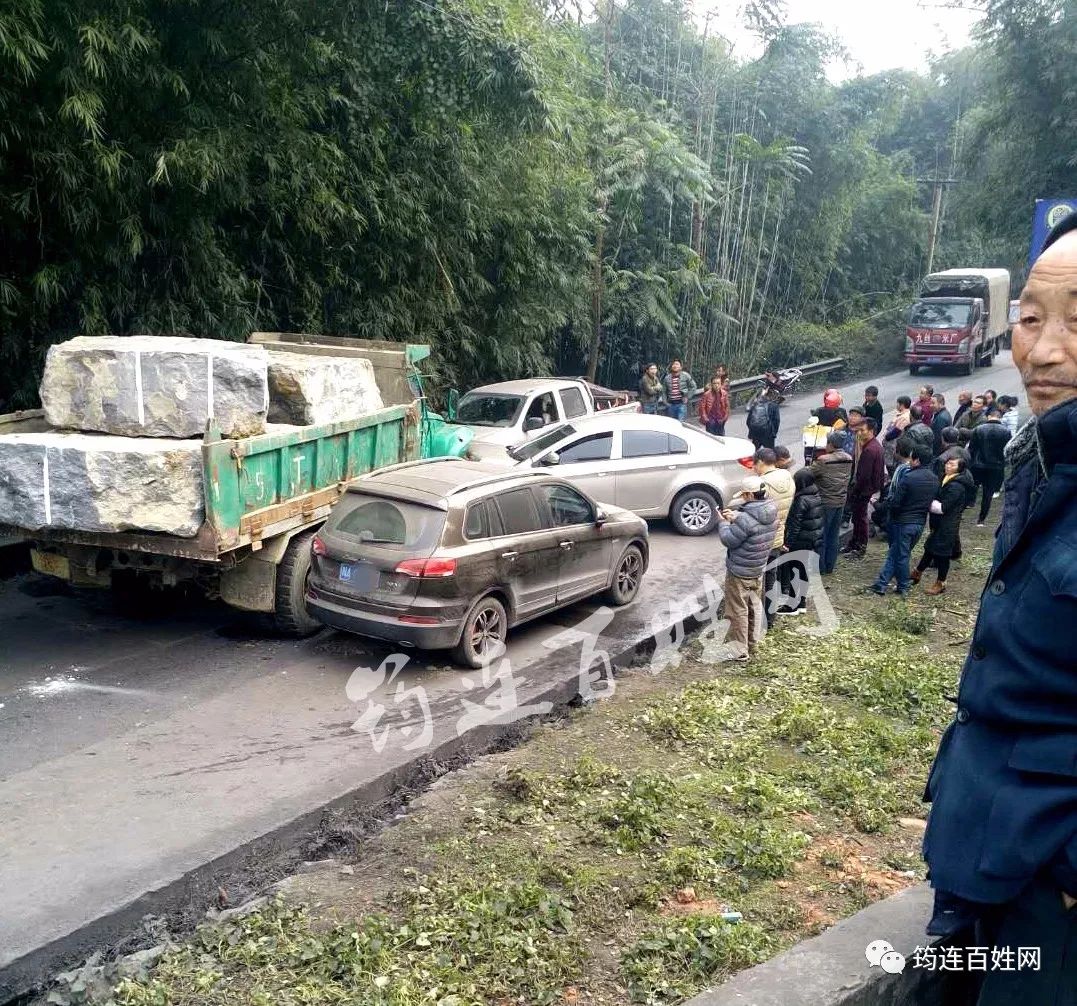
left=110, top=525, right=984, bottom=1006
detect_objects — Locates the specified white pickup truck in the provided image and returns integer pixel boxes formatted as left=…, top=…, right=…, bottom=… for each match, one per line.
left=452, top=378, right=636, bottom=462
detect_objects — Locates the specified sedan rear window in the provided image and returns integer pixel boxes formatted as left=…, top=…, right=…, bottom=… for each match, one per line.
left=623, top=429, right=675, bottom=458
left=329, top=493, right=445, bottom=549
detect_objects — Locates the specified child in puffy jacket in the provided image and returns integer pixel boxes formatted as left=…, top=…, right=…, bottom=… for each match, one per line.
left=717, top=477, right=778, bottom=661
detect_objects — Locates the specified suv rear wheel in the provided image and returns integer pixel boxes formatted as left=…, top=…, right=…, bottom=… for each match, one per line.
left=671, top=488, right=719, bottom=535
left=604, top=544, right=644, bottom=606
left=453, top=595, right=508, bottom=668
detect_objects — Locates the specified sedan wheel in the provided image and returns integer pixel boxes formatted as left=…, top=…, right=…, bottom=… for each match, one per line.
left=604, top=545, right=644, bottom=606
left=453, top=596, right=508, bottom=668
left=671, top=488, right=719, bottom=535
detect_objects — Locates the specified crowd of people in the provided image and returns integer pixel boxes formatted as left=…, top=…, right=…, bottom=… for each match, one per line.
left=639, top=358, right=736, bottom=433
left=712, top=377, right=1021, bottom=660
left=670, top=210, right=1077, bottom=1001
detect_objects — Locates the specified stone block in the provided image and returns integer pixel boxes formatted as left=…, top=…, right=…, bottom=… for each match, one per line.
left=266, top=351, right=384, bottom=426
left=0, top=430, right=204, bottom=536
left=41, top=336, right=269, bottom=439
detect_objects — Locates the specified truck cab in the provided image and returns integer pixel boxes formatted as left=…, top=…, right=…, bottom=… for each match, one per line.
left=905, top=268, right=1010, bottom=377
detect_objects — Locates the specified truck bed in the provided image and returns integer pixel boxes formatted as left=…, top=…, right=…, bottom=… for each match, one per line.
left=0, top=403, right=420, bottom=563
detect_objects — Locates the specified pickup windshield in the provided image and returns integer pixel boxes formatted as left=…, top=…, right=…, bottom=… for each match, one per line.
left=456, top=393, right=525, bottom=428
left=908, top=301, right=972, bottom=329
left=509, top=423, right=577, bottom=461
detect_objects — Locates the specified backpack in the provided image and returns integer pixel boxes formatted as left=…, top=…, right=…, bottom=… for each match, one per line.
left=747, top=399, right=772, bottom=435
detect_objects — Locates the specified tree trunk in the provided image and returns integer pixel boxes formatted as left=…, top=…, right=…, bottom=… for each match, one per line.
left=587, top=210, right=606, bottom=382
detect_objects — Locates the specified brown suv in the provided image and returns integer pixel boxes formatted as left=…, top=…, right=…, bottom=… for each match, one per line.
left=306, top=459, right=649, bottom=666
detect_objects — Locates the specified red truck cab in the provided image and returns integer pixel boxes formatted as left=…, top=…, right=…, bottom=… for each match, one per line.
left=904, top=269, right=1010, bottom=377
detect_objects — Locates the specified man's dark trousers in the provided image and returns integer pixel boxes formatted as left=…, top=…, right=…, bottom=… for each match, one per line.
left=819, top=505, right=844, bottom=574
left=973, top=465, right=1005, bottom=523
left=849, top=494, right=871, bottom=551
left=968, top=879, right=1077, bottom=1005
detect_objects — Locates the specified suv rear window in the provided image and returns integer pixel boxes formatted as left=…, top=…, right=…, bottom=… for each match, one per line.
left=329, top=493, right=445, bottom=549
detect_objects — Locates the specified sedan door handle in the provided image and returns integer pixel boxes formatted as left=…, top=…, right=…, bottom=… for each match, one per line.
left=501, top=551, right=518, bottom=560
left=559, top=541, right=574, bottom=550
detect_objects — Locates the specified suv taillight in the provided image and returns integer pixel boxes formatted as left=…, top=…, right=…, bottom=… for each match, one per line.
left=394, top=557, right=457, bottom=578
left=737, top=456, right=755, bottom=471
left=312, top=535, right=327, bottom=556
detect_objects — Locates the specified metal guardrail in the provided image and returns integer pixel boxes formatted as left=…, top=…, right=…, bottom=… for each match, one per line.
left=689, top=356, right=846, bottom=409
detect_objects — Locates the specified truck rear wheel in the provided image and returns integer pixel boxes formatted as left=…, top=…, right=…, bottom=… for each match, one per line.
left=274, top=530, right=323, bottom=637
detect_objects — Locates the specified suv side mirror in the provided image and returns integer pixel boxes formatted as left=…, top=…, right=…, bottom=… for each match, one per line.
left=446, top=389, right=459, bottom=421
left=539, top=451, right=560, bottom=466
left=595, top=505, right=608, bottom=525
left=524, top=415, right=545, bottom=432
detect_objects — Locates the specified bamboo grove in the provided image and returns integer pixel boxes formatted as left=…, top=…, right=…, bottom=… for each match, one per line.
left=0, top=0, right=1073, bottom=406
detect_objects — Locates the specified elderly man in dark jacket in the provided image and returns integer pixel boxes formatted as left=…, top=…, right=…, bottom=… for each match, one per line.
left=869, top=443, right=938, bottom=596
left=930, top=393, right=953, bottom=455
left=968, top=407, right=1012, bottom=527
left=923, top=212, right=1077, bottom=1003
left=717, top=476, right=778, bottom=661
left=904, top=403, right=936, bottom=454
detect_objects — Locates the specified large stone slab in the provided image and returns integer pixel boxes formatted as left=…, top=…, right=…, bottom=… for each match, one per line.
left=266, top=351, right=384, bottom=426
left=41, top=336, right=269, bottom=439
left=0, top=430, right=204, bottom=536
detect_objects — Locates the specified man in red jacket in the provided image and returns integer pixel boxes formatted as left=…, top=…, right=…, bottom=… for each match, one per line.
left=842, top=417, right=885, bottom=558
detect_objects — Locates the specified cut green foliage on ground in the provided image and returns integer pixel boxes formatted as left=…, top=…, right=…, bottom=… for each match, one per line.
left=106, top=529, right=992, bottom=1006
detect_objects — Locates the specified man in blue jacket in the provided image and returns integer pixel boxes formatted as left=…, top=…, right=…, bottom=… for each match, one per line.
left=869, top=442, right=938, bottom=596
left=923, top=210, right=1077, bottom=1002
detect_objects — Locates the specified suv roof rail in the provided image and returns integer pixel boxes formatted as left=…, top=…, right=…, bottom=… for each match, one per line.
left=446, top=469, right=550, bottom=496
left=350, top=457, right=455, bottom=481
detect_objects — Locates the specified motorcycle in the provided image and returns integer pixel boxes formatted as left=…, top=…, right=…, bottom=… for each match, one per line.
left=749, top=367, right=803, bottom=407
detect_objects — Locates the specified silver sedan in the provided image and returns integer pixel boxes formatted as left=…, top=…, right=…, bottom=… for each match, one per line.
left=504, top=413, right=757, bottom=535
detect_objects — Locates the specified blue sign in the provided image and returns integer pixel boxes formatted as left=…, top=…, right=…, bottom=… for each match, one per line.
left=1030, top=198, right=1077, bottom=265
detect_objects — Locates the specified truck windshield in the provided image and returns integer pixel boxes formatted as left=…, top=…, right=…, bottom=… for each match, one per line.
left=456, top=393, right=525, bottom=428
left=908, top=302, right=972, bottom=329
left=328, top=493, right=445, bottom=550
left=508, top=423, right=577, bottom=461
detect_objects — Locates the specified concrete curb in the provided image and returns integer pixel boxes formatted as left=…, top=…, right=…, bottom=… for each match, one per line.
left=1, top=587, right=718, bottom=1003
left=684, top=884, right=943, bottom=1006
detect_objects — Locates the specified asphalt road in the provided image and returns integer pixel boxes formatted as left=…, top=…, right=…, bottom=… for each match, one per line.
left=0, top=352, right=1026, bottom=995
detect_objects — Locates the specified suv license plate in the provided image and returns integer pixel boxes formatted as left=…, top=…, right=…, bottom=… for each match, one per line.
left=338, top=562, right=379, bottom=591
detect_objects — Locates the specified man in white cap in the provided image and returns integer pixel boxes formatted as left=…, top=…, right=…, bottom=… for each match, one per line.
left=717, top=476, right=778, bottom=661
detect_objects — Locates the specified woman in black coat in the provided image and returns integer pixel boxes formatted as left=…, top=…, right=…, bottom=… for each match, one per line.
left=912, top=457, right=976, bottom=595
left=780, top=467, right=824, bottom=613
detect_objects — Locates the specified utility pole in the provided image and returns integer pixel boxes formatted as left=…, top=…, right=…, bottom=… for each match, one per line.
left=918, top=158, right=960, bottom=277
left=925, top=168, right=944, bottom=276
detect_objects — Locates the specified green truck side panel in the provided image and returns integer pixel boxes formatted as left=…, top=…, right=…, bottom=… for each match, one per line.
left=204, top=404, right=416, bottom=551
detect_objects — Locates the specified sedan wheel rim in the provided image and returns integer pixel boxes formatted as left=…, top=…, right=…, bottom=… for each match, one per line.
left=471, top=606, right=504, bottom=655
left=680, top=497, right=712, bottom=529
left=618, top=553, right=642, bottom=594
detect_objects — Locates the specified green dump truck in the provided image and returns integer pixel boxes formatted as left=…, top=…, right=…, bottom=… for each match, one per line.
left=0, top=335, right=471, bottom=634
